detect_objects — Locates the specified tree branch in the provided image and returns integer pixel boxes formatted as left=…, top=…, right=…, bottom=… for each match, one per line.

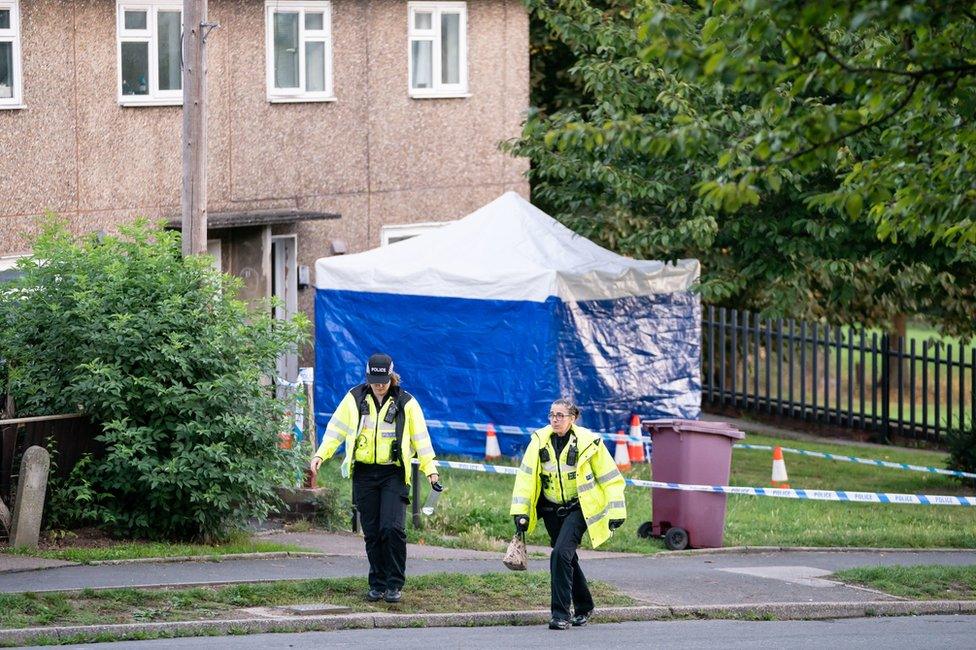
left=772, top=77, right=922, bottom=165
left=810, top=28, right=976, bottom=80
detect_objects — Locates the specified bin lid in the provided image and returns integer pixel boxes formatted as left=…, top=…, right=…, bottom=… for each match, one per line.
left=642, top=418, right=746, bottom=440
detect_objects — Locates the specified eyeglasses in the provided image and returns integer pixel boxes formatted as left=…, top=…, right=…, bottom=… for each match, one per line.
left=548, top=412, right=571, bottom=421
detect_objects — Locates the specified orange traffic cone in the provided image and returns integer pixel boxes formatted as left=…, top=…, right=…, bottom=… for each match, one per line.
left=614, top=430, right=632, bottom=471
left=485, top=423, right=501, bottom=460
left=627, top=414, right=645, bottom=463
left=771, top=445, right=790, bottom=488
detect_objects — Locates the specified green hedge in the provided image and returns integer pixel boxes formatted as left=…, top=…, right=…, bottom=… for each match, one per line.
left=0, top=220, right=309, bottom=541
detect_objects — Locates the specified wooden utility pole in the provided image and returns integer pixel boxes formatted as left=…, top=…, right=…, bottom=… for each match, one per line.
left=181, top=0, right=211, bottom=256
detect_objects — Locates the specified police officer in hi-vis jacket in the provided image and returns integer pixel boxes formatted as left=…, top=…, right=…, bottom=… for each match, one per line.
left=510, top=397, right=626, bottom=630
left=311, top=353, right=439, bottom=604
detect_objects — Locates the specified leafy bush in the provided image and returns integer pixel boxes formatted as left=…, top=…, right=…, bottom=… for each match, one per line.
left=0, top=220, right=309, bottom=541
left=946, top=424, right=976, bottom=481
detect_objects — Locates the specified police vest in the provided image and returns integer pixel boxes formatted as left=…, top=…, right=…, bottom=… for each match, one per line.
left=351, top=384, right=412, bottom=466
left=539, top=432, right=579, bottom=504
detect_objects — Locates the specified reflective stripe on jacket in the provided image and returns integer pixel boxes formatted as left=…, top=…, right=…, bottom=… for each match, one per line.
left=510, top=425, right=626, bottom=548
left=313, top=387, right=437, bottom=486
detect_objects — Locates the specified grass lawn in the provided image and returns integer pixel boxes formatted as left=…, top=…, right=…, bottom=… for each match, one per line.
left=833, top=564, right=976, bottom=600
left=0, top=572, right=632, bottom=630
left=0, top=531, right=310, bottom=564
left=316, top=430, right=976, bottom=552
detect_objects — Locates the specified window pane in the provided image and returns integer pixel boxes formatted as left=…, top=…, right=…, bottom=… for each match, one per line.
left=0, top=10, right=9, bottom=30
left=305, top=41, right=325, bottom=92
left=305, top=12, right=324, bottom=31
left=121, top=41, right=149, bottom=95
left=124, top=10, right=147, bottom=30
left=0, top=42, right=12, bottom=99
left=274, top=12, right=299, bottom=89
left=157, top=11, right=182, bottom=91
left=414, top=12, right=431, bottom=30
left=441, top=13, right=460, bottom=84
left=411, top=40, right=432, bottom=89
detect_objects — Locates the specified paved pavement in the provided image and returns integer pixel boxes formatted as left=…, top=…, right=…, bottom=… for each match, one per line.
left=1, top=531, right=974, bottom=608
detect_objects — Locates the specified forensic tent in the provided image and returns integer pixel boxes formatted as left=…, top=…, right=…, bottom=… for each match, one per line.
left=314, top=192, right=700, bottom=457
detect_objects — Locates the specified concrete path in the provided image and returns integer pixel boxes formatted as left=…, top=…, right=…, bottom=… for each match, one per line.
left=1, top=542, right=973, bottom=609
left=258, top=529, right=639, bottom=561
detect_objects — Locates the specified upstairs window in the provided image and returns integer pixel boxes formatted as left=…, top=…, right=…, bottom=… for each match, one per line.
left=265, top=1, right=334, bottom=102
left=116, top=1, right=183, bottom=106
left=408, top=2, right=467, bottom=98
left=0, top=0, right=23, bottom=108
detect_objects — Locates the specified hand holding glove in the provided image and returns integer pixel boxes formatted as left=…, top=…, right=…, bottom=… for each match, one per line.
left=609, top=518, right=625, bottom=531
left=513, top=515, right=529, bottom=533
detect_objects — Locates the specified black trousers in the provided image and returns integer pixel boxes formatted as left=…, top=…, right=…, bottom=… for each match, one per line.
left=540, top=504, right=594, bottom=621
left=353, top=464, right=408, bottom=591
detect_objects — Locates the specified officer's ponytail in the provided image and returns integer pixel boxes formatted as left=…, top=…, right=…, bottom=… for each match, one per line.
left=390, top=371, right=401, bottom=387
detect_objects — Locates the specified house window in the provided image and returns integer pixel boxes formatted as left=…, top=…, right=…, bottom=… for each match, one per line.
left=265, top=1, right=334, bottom=103
left=408, top=2, right=467, bottom=98
left=380, top=221, right=452, bottom=246
left=116, top=1, right=183, bottom=106
left=0, top=0, right=23, bottom=109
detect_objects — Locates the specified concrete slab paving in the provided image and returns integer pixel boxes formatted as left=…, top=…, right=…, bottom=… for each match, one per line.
left=718, top=565, right=839, bottom=588
left=0, top=547, right=972, bottom=610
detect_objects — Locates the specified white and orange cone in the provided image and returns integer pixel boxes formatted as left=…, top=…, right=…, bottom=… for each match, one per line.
left=627, top=414, right=645, bottom=463
left=484, top=423, right=501, bottom=460
left=771, top=445, right=790, bottom=488
left=614, top=430, right=632, bottom=472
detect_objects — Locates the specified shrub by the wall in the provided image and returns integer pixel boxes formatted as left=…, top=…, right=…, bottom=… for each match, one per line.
left=0, top=221, right=309, bottom=541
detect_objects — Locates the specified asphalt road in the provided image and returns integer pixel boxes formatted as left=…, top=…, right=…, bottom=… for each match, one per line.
left=42, top=615, right=976, bottom=649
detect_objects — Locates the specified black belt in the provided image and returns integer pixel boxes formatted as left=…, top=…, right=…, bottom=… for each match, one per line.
left=542, top=499, right=579, bottom=517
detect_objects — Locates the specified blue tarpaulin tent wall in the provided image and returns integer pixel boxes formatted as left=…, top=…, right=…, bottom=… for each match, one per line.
left=314, top=192, right=700, bottom=457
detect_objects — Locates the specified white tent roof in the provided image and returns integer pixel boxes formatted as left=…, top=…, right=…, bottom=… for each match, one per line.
left=315, top=192, right=699, bottom=303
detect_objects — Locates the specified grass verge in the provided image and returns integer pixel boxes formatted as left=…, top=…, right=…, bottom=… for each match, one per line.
left=0, top=531, right=310, bottom=564
left=317, top=430, right=976, bottom=552
left=0, top=572, right=631, bottom=630
left=834, top=564, right=976, bottom=600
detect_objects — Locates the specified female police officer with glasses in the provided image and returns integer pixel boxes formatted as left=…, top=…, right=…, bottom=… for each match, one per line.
left=311, top=353, right=439, bottom=604
left=509, top=397, right=626, bottom=629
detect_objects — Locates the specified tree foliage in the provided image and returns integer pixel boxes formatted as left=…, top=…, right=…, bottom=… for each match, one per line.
left=643, top=0, right=976, bottom=249
left=507, top=0, right=976, bottom=336
left=0, top=221, right=309, bottom=541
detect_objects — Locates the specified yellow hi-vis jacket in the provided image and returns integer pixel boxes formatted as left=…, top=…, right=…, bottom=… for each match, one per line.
left=509, top=425, right=626, bottom=548
left=313, top=385, right=437, bottom=486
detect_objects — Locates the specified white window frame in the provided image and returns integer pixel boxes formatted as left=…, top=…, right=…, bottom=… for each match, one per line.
left=116, top=0, right=184, bottom=107
left=264, top=1, right=334, bottom=103
left=0, top=0, right=23, bottom=109
left=408, top=2, right=468, bottom=99
left=380, top=221, right=453, bottom=246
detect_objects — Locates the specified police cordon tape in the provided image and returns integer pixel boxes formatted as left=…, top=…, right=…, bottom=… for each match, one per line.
left=734, top=443, right=976, bottom=480
left=421, top=458, right=976, bottom=507
left=424, top=419, right=976, bottom=480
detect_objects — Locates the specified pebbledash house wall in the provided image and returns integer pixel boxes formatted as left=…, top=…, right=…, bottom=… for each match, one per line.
left=0, top=0, right=530, bottom=362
